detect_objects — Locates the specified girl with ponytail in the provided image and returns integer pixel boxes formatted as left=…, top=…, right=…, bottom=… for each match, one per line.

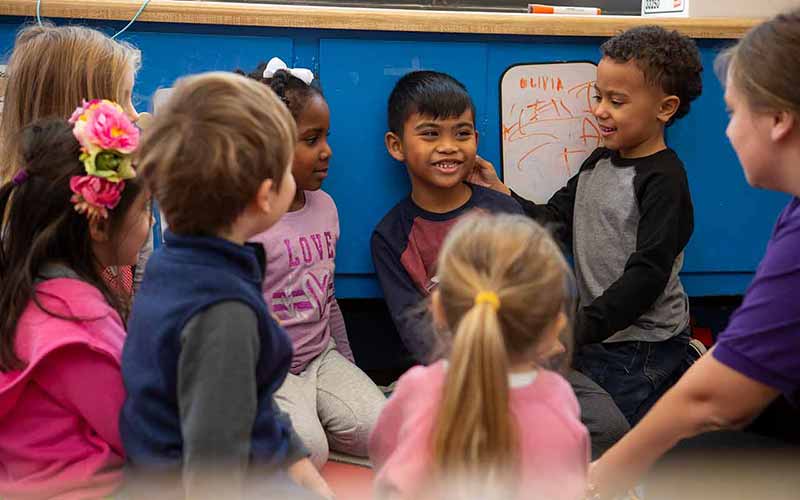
left=369, top=213, right=589, bottom=499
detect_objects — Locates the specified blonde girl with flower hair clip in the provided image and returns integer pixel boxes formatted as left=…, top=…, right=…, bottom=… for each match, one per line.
left=237, top=57, right=386, bottom=468
left=0, top=102, right=151, bottom=499
left=0, top=22, right=144, bottom=298
left=369, top=213, right=590, bottom=500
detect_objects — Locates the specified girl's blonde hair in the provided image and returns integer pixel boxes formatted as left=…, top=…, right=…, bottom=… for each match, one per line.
left=430, top=213, right=570, bottom=489
left=0, top=24, right=141, bottom=180
left=715, top=8, right=800, bottom=117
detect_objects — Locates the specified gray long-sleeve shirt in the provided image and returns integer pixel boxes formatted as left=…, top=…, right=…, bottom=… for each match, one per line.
left=178, top=301, right=309, bottom=498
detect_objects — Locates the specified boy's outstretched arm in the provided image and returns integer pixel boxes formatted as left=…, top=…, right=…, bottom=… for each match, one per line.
left=371, top=231, right=435, bottom=364
left=577, top=168, right=693, bottom=345
left=472, top=151, right=609, bottom=248
left=511, top=174, right=579, bottom=248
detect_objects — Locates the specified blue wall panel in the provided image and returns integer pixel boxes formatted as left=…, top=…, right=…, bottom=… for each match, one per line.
left=123, top=32, right=293, bottom=113
left=667, top=40, right=788, bottom=272
left=0, top=17, right=786, bottom=297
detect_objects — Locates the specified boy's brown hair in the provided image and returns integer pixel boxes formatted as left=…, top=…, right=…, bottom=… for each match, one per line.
left=138, top=72, right=296, bottom=236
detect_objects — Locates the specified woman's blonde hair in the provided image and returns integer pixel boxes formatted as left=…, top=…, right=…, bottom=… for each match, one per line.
left=715, top=8, right=800, bottom=116
left=0, top=24, right=141, bottom=180
left=430, top=213, right=571, bottom=490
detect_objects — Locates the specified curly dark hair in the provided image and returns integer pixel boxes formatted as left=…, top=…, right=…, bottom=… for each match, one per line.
left=234, top=62, right=322, bottom=120
left=601, top=26, right=703, bottom=126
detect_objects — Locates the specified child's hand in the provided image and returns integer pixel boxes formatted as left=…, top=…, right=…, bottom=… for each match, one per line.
left=468, top=156, right=511, bottom=195
left=288, top=457, right=336, bottom=499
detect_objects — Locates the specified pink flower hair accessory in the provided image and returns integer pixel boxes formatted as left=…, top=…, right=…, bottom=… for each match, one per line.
left=67, top=100, right=139, bottom=220
left=69, top=175, right=126, bottom=221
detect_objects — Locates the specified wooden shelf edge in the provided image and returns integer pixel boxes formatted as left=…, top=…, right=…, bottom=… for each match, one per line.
left=0, top=0, right=760, bottom=38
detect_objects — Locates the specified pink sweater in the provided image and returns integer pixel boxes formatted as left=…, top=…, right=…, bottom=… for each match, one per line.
left=369, top=362, right=589, bottom=500
left=0, top=278, right=126, bottom=500
left=250, top=190, right=353, bottom=374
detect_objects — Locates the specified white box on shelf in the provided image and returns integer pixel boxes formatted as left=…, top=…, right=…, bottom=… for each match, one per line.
left=642, top=0, right=688, bottom=17
left=643, top=0, right=797, bottom=17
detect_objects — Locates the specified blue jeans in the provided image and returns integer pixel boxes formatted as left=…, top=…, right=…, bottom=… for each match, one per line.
left=575, top=329, right=690, bottom=425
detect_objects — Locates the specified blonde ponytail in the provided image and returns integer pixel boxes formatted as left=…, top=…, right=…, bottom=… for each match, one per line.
left=431, top=299, right=516, bottom=483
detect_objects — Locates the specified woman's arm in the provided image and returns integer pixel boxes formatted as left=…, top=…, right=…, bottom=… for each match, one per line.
left=590, top=350, right=779, bottom=498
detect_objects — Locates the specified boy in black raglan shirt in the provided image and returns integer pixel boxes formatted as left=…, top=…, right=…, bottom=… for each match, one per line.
left=475, top=26, right=703, bottom=425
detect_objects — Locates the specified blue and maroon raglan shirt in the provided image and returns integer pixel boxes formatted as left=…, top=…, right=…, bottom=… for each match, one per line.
left=371, top=183, right=523, bottom=362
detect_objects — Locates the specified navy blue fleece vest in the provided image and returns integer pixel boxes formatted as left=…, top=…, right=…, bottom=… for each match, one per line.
left=120, top=231, right=293, bottom=469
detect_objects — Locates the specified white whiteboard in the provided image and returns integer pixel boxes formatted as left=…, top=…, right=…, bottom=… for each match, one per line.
left=501, top=62, right=601, bottom=203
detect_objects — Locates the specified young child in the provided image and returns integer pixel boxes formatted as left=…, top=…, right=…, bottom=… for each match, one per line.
left=238, top=57, right=385, bottom=468
left=119, top=72, right=331, bottom=500
left=373, top=70, right=629, bottom=458
left=0, top=102, right=150, bottom=498
left=370, top=214, right=590, bottom=500
left=475, top=26, right=703, bottom=425
left=590, top=9, right=800, bottom=498
left=0, top=23, right=144, bottom=298
left=371, top=70, right=523, bottom=364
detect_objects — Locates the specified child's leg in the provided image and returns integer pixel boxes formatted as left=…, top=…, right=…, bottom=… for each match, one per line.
left=315, top=342, right=386, bottom=458
left=274, top=370, right=329, bottom=469
left=631, top=329, right=692, bottom=423
left=565, top=369, right=630, bottom=459
left=576, top=331, right=689, bottom=426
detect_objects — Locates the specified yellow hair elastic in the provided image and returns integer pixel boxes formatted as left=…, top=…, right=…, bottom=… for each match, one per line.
left=474, top=291, right=500, bottom=311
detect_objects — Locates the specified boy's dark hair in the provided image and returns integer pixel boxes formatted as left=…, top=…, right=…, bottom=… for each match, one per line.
left=137, top=72, right=296, bottom=237
left=601, top=26, right=703, bottom=125
left=387, top=71, right=476, bottom=135
left=0, top=119, right=144, bottom=371
left=234, top=62, right=322, bottom=120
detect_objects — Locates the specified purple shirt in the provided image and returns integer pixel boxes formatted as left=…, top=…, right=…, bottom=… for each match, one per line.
left=250, top=190, right=353, bottom=374
left=713, top=197, right=800, bottom=403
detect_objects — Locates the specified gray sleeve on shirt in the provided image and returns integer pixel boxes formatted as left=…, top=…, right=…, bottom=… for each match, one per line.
left=178, top=301, right=259, bottom=499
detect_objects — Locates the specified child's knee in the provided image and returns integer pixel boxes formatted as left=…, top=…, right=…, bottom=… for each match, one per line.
left=320, top=390, right=384, bottom=456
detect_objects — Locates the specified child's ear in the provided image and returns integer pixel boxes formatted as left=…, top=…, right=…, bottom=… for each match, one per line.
left=385, top=131, right=405, bottom=162
left=657, top=95, right=681, bottom=124
left=771, top=110, right=797, bottom=142
left=89, top=217, right=111, bottom=244
left=475, top=130, right=480, bottom=147
left=253, top=178, right=275, bottom=215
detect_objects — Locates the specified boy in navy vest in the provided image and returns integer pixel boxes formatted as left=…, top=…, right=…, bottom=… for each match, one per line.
left=120, top=72, right=332, bottom=499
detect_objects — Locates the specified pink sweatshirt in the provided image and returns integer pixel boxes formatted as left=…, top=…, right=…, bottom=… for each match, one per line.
left=251, top=190, right=353, bottom=374
left=0, top=278, right=126, bottom=500
left=369, top=362, right=589, bottom=500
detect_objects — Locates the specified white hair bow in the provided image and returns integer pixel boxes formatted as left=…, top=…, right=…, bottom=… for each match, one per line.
left=262, top=57, right=314, bottom=85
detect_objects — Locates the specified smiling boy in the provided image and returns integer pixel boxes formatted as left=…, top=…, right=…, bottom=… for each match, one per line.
left=370, top=71, right=523, bottom=362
